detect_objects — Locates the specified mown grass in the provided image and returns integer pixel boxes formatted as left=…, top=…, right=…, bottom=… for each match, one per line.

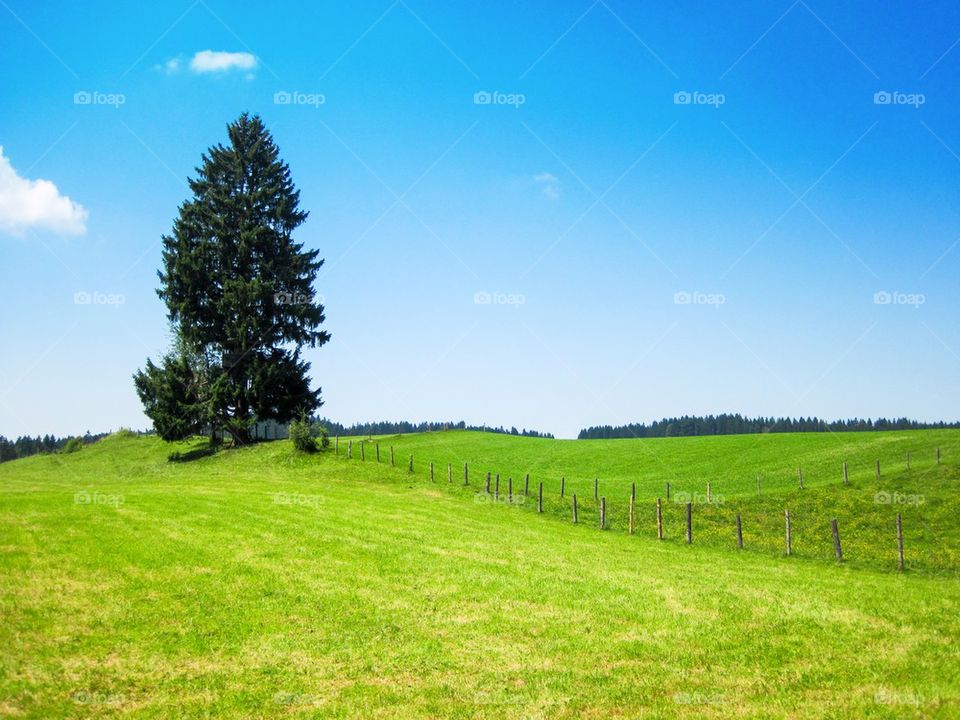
left=1, top=431, right=959, bottom=718
left=352, top=430, right=960, bottom=574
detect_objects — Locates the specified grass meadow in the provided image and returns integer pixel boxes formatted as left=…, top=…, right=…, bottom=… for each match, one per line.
left=1, top=430, right=958, bottom=717
left=353, top=429, right=960, bottom=574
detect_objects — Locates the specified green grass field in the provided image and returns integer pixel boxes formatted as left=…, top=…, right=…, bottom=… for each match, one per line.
left=349, top=429, right=960, bottom=575
left=2, top=430, right=959, bottom=718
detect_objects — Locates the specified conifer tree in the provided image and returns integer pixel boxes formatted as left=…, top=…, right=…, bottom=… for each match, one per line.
left=135, top=113, right=329, bottom=443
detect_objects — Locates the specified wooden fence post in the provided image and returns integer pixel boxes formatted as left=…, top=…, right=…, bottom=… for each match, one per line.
left=842, top=462, right=848, bottom=485
left=464, top=462, right=468, bottom=485
left=628, top=495, right=635, bottom=534
left=376, top=442, right=380, bottom=462
left=524, top=473, right=529, bottom=496
left=390, top=446, right=394, bottom=466
left=666, top=482, right=671, bottom=501
left=685, top=502, right=692, bottom=544
left=447, top=463, right=452, bottom=482
left=798, top=466, right=804, bottom=490
left=560, top=476, right=565, bottom=498
left=876, top=459, right=881, bottom=481
left=785, top=509, right=792, bottom=556
left=736, top=514, right=743, bottom=549
left=360, top=442, right=365, bottom=461
left=600, top=497, right=607, bottom=530
left=408, top=454, right=413, bottom=473
left=572, top=494, right=578, bottom=524
left=831, top=519, right=843, bottom=561
left=508, top=477, right=513, bottom=503
left=896, top=513, right=904, bottom=572
left=348, top=440, right=353, bottom=459
left=485, top=472, right=491, bottom=495
left=631, top=482, right=636, bottom=501
left=429, top=462, right=434, bottom=482
left=494, top=474, right=500, bottom=500
left=656, top=498, right=663, bottom=540
left=538, top=482, right=543, bottom=513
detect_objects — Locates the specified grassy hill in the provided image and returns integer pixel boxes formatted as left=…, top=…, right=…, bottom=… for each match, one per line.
left=344, top=429, right=960, bottom=574
left=350, top=428, right=955, bottom=497
left=1, top=431, right=959, bottom=717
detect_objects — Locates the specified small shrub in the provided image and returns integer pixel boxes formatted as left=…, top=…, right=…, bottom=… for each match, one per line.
left=62, top=437, right=83, bottom=454
left=318, top=425, right=330, bottom=449
left=290, top=417, right=317, bottom=453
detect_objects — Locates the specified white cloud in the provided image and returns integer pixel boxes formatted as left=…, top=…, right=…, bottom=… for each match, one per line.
left=188, top=50, right=257, bottom=74
left=0, top=147, right=87, bottom=236
left=533, top=172, right=560, bottom=200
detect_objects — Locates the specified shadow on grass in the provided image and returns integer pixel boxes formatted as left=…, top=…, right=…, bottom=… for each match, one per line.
left=168, top=441, right=221, bottom=463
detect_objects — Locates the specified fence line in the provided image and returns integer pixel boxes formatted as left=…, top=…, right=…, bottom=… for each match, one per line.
left=331, top=442, right=947, bottom=570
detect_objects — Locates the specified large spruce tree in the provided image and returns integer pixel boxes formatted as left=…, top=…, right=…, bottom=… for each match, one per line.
left=135, top=113, right=329, bottom=444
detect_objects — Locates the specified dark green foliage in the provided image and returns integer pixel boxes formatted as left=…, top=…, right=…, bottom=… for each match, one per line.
left=579, top=414, right=960, bottom=439
left=317, top=419, right=554, bottom=438
left=133, top=353, right=207, bottom=441
left=136, top=113, right=329, bottom=444
left=0, top=438, right=16, bottom=462
left=289, top=416, right=317, bottom=453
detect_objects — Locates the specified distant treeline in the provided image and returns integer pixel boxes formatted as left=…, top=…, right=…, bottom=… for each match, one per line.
left=0, top=432, right=111, bottom=463
left=578, top=414, right=960, bottom=439
left=317, top=419, right=554, bottom=439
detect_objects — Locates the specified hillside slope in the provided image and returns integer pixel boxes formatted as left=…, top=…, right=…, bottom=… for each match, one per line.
left=1, top=434, right=958, bottom=718
left=357, top=429, right=958, bottom=497
left=344, top=429, right=960, bottom=574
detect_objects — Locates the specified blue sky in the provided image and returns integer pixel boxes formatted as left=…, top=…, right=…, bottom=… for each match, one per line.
left=1, top=0, right=959, bottom=439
